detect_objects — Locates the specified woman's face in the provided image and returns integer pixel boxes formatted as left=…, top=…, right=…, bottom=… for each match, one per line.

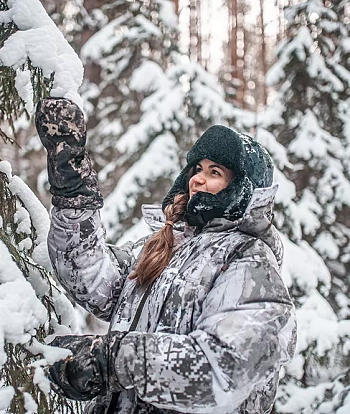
left=189, top=159, right=233, bottom=198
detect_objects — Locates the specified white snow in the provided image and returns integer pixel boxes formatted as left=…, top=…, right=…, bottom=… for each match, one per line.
left=0, top=159, right=80, bottom=410
left=266, top=27, right=313, bottom=87
left=156, top=0, right=178, bottom=28
left=0, top=240, right=47, bottom=365
left=290, top=110, right=342, bottom=160
left=15, top=68, right=34, bottom=113
left=281, top=235, right=331, bottom=293
left=255, top=128, right=292, bottom=170
left=23, top=392, right=38, bottom=413
left=14, top=206, right=32, bottom=235
left=80, top=14, right=131, bottom=61
left=314, top=232, right=340, bottom=260
left=0, top=386, right=15, bottom=410
left=273, top=169, right=296, bottom=206
left=102, top=132, right=180, bottom=240
left=116, top=217, right=153, bottom=246
left=0, top=161, right=13, bottom=181
left=8, top=175, right=51, bottom=270
left=134, top=14, right=161, bottom=37
left=297, top=189, right=322, bottom=236
left=0, top=0, right=84, bottom=109
left=118, top=59, right=234, bottom=155
left=130, top=60, right=170, bottom=93
left=18, top=237, right=33, bottom=252
left=308, top=52, right=344, bottom=92
left=31, top=362, right=51, bottom=395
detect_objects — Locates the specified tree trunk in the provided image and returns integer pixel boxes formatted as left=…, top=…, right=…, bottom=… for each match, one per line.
left=173, top=0, right=180, bottom=15
left=236, top=0, right=245, bottom=106
left=259, top=0, right=267, bottom=105
left=189, top=0, right=197, bottom=60
left=196, top=0, right=202, bottom=65
left=230, top=0, right=238, bottom=79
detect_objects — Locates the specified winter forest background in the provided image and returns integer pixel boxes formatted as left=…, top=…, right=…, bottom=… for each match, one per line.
left=0, top=0, right=349, bottom=412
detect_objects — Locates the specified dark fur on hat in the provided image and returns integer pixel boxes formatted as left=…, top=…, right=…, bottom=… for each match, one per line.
left=162, top=125, right=274, bottom=226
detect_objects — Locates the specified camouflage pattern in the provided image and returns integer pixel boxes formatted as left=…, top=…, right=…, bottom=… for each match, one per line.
left=49, top=332, right=127, bottom=401
left=35, top=98, right=103, bottom=209
left=47, top=185, right=296, bottom=414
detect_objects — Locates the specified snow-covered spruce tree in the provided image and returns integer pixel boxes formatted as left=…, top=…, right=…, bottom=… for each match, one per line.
left=0, top=161, right=83, bottom=413
left=265, top=0, right=350, bottom=313
left=0, top=1, right=89, bottom=411
left=79, top=0, right=234, bottom=243
left=249, top=0, right=350, bottom=412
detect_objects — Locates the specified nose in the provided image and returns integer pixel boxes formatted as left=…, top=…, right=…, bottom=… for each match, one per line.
left=192, top=173, right=205, bottom=185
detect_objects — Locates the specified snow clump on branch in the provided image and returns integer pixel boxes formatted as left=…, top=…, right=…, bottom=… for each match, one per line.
left=0, top=0, right=84, bottom=110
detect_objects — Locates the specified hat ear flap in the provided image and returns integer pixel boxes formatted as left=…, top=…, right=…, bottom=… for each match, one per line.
left=222, top=176, right=254, bottom=220
left=162, top=165, right=192, bottom=211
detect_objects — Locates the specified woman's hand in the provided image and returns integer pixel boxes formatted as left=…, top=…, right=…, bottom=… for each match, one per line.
left=35, top=98, right=103, bottom=209
left=49, top=332, right=127, bottom=401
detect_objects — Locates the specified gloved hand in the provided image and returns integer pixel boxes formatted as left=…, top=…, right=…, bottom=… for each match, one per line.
left=49, top=332, right=127, bottom=401
left=35, top=98, right=103, bottom=209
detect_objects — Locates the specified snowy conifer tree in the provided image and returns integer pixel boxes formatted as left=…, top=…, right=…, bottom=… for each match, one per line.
left=0, top=1, right=87, bottom=411
left=79, top=1, right=234, bottom=242
left=0, top=161, right=83, bottom=413
left=252, top=1, right=350, bottom=412
left=265, top=0, right=350, bottom=309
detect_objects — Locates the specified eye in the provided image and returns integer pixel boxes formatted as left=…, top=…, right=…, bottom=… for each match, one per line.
left=212, top=169, right=221, bottom=176
left=194, top=165, right=202, bottom=174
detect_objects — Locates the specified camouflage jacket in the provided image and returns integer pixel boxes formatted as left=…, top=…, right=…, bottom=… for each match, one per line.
left=48, top=187, right=296, bottom=414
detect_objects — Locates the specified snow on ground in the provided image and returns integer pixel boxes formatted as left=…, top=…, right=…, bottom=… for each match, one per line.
left=0, top=0, right=84, bottom=110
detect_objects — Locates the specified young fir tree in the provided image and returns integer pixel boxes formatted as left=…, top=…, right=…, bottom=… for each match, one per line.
left=255, top=0, right=350, bottom=412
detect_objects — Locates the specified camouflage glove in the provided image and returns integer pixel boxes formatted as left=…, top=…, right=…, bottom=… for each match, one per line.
left=35, top=98, right=103, bottom=209
left=49, top=332, right=127, bottom=401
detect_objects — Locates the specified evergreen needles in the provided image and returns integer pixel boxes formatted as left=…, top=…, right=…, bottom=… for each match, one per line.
left=0, top=167, right=83, bottom=413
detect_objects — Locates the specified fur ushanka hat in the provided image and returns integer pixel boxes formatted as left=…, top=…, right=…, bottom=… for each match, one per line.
left=162, top=125, right=274, bottom=227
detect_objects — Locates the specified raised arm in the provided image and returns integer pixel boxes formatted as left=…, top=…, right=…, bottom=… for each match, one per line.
left=36, top=98, right=132, bottom=320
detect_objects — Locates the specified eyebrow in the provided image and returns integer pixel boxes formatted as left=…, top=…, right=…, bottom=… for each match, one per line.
left=197, top=162, right=224, bottom=170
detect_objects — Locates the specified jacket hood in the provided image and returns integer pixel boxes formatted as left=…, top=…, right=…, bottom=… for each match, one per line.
left=162, top=125, right=274, bottom=226
left=143, top=185, right=282, bottom=265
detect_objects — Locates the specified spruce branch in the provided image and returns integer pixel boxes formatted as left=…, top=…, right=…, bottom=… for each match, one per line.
left=0, top=1, right=53, bottom=144
left=0, top=167, right=83, bottom=413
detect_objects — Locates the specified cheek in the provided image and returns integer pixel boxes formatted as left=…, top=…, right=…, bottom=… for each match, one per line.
left=209, top=178, right=228, bottom=193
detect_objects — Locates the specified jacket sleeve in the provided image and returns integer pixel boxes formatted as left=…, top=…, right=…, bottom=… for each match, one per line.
left=48, top=207, right=136, bottom=321
left=113, top=239, right=297, bottom=412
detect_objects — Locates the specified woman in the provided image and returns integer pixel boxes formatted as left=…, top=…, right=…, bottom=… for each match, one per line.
left=36, top=98, right=296, bottom=414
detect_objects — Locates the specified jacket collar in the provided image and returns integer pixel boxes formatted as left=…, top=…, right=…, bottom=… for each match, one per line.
left=141, top=186, right=282, bottom=263
left=142, top=185, right=278, bottom=233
